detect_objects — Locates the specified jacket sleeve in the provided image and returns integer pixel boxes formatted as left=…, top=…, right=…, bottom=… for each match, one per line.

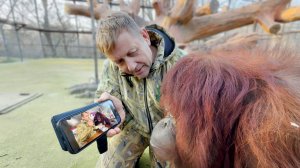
left=95, top=59, right=122, bottom=100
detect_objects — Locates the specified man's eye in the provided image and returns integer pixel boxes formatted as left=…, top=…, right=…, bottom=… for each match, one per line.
left=116, top=60, right=123, bottom=65
left=129, top=49, right=138, bottom=56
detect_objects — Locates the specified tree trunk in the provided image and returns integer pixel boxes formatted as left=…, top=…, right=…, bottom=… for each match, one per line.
left=64, top=0, right=300, bottom=45
left=0, top=24, right=10, bottom=59
left=42, top=0, right=57, bottom=57
left=54, top=0, right=69, bottom=57
left=164, top=0, right=291, bottom=43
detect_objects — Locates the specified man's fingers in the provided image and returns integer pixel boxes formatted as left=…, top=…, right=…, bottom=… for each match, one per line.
left=106, top=127, right=122, bottom=137
left=96, top=92, right=123, bottom=112
left=95, top=92, right=111, bottom=102
left=106, top=130, right=115, bottom=137
left=114, top=127, right=121, bottom=133
left=96, top=92, right=126, bottom=124
left=107, top=128, right=117, bottom=137
left=95, top=92, right=125, bottom=136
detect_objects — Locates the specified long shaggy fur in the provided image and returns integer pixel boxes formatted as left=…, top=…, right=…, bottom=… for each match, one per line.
left=160, top=43, right=300, bottom=168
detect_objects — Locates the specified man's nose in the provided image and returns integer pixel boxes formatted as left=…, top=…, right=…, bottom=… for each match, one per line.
left=126, top=59, right=136, bottom=72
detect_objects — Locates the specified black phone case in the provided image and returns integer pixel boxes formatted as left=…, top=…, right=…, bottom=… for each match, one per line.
left=51, top=100, right=121, bottom=154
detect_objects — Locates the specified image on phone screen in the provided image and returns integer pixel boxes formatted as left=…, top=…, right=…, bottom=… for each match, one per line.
left=59, top=101, right=119, bottom=152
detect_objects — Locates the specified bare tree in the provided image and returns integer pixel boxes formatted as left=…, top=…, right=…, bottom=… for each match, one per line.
left=0, top=24, right=10, bottom=58
left=42, top=0, right=57, bottom=57
left=53, top=0, right=69, bottom=57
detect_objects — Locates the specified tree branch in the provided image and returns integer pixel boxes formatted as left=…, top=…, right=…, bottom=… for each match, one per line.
left=165, top=0, right=196, bottom=26
left=276, top=7, right=300, bottom=22
left=64, top=0, right=110, bottom=20
left=164, top=0, right=294, bottom=43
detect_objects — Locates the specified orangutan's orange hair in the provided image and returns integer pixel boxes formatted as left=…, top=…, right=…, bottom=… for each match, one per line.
left=160, top=44, right=300, bottom=168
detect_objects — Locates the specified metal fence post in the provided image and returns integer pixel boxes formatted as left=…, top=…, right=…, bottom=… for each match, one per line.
left=89, top=0, right=99, bottom=84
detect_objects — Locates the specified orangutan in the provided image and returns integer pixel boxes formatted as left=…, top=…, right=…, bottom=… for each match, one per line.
left=150, top=42, right=300, bottom=168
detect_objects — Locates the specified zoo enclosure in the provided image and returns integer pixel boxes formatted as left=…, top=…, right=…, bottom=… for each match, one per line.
left=0, top=0, right=300, bottom=61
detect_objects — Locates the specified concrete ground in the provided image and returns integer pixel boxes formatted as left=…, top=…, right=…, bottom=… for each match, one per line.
left=0, top=58, right=150, bottom=168
left=0, top=93, right=43, bottom=114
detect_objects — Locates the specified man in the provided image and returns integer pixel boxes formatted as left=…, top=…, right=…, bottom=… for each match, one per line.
left=94, top=11, right=186, bottom=167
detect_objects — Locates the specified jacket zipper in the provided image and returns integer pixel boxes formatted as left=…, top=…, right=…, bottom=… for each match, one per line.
left=144, top=79, right=153, bottom=134
left=144, top=79, right=163, bottom=168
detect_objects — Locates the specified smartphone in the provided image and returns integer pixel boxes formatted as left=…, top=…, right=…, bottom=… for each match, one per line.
left=51, top=100, right=121, bottom=154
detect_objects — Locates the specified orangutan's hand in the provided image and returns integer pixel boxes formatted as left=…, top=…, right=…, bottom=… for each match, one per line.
left=150, top=117, right=178, bottom=161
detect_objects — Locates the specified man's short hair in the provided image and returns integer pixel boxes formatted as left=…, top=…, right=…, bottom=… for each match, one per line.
left=96, top=11, right=141, bottom=55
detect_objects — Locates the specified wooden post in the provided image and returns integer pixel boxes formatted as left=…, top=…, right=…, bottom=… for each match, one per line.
left=256, top=14, right=281, bottom=34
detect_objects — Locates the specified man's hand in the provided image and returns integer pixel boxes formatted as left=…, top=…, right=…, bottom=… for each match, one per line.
left=94, top=92, right=125, bottom=137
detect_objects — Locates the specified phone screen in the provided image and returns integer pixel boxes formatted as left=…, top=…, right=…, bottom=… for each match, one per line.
left=59, top=100, right=120, bottom=153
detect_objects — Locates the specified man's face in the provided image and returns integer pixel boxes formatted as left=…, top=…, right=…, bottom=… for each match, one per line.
left=107, top=28, right=154, bottom=79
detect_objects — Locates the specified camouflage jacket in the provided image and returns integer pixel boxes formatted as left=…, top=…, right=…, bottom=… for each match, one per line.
left=95, top=25, right=186, bottom=138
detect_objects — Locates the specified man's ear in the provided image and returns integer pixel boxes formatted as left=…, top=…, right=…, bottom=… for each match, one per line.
left=140, top=28, right=151, bottom=45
